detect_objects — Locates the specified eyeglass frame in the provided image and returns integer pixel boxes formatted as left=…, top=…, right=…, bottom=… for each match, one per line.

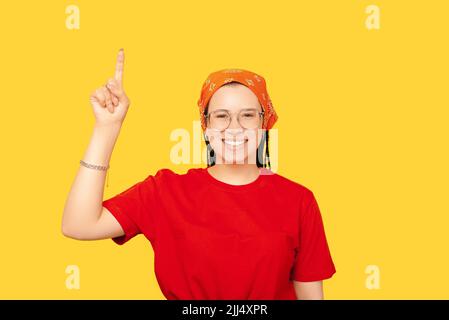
left=204, top=108, right=265, bottom=132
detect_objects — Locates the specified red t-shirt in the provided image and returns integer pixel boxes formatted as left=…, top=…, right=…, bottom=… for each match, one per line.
left=102, top=167, right=336, bottom=299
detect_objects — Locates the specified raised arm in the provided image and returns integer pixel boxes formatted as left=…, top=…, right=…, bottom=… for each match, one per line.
left=61, top=49, right=131, bottom=240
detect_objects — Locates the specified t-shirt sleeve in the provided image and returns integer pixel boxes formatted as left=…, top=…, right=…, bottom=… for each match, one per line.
left=102, top=170, right=163, bottom=246
left=291, top=190, right=336, bottom=282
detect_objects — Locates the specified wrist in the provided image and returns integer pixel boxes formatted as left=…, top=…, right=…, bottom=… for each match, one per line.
left=94, top=121, right=122, bottom=131
left=90, top=122, right=122, bottom=152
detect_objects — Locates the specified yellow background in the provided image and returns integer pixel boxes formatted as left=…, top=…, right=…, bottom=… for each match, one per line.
left=0, top=0, right=448, bottom=299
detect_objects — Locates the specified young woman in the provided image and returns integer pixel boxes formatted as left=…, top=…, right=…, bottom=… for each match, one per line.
left=61, top=49, right=336, bottom=300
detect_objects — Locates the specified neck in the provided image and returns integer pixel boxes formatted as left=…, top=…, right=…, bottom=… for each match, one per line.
left=206, top=164, right=261, bottom=185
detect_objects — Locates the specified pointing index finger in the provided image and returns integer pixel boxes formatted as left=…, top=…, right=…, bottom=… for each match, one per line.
left=114, top=48, right=124, bottom=84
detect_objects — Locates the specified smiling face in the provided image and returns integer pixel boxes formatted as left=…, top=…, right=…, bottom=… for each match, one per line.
left=205, top=82, right=264, bottom=165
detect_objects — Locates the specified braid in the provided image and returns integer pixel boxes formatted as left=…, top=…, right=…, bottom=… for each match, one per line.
left=264, top=130, right=271, bottom=169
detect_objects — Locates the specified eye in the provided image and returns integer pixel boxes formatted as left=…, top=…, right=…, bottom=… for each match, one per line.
left=241, top=111, right=257, bottom=118
left=213, top=112, right=229, bottom=119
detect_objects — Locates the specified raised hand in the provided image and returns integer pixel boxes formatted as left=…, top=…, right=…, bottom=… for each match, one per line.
left=90, top=49, right=131, bottom=126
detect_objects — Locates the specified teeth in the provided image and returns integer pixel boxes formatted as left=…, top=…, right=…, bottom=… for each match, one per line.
left=223, top=139, right=245, bottom=146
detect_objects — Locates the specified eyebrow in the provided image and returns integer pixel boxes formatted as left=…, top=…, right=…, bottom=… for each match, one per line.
left=211, top=107, right=260, bottom=112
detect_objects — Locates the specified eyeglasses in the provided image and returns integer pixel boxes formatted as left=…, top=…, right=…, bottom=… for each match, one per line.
left=204, top=108, right=264, bottom=131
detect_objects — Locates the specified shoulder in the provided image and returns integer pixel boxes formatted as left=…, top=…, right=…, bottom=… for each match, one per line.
left=150, top=167, right=202, bottom=177
left=266, top=172, right=323, bottom=220
left=266, top=169, right=315, bottom=199
left=143, top=167, right=203, bottom=184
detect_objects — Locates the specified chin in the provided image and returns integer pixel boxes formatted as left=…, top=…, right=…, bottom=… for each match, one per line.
left=218, top=156, right=248, bottom=165
left=214, top=150, right=259, bottom=165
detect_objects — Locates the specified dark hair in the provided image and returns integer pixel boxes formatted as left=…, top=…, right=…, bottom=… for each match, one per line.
left=203, top=104, right=271, bottom=170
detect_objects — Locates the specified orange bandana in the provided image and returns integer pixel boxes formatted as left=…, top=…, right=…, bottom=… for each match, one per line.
left=197, top=68, right=278, bottom=131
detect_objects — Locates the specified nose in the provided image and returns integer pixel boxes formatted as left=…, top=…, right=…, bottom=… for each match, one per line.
left=228, top=114, right=243, bottom=130
left=223, top=114, right=245, bottom=140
